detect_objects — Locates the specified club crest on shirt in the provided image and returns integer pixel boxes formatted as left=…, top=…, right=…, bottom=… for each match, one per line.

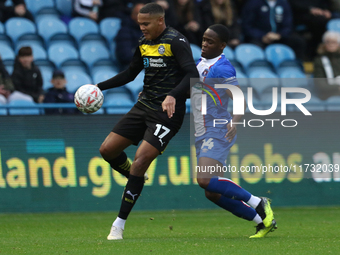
left=202, top=69, right=209, bottom=77
left=158, top=45, right=165, bottom=55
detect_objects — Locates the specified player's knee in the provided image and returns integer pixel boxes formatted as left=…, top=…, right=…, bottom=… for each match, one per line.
left=99, top=143, right=112, bottom=160
left=205, top=190, right=220, bottom=202
left=132, top=155, right=152, bottom=173
left=197, top=177, right=210, bottom=189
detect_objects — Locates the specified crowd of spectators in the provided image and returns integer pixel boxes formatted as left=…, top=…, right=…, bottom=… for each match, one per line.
left=1, top=0, right=340, bottom=115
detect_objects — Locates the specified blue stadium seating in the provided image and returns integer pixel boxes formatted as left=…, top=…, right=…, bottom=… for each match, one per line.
left=246, top=59, right=275, bottom=76
left=91, top=59, right=120, bottom=77
left=0, top=21, right=4, bottom=33
left=5, top=18, right=36, bottom=43
left=99, top=18, right=122, bottom=44
left=92, top=69, right=118, bottom=85
left=235, top=44, right=265, bottom=70
left=265, top=44, right=296, bottom=69
left=26, top=0, right=55, bottom=16
left=35, top=8, right=60, bottom=24
left=48, top=43, right=79, bottom=68
left=37, top=17, right=68, bottom=45
left=3, top=59, right=14, bottom=74
left=8, top=100, right=40, bottom=115
left=40, top=66, right=54, bottom=91
left=326, top=95, right=340, bottom=111
left=223, top=46, right=234, bottom=60
left=60, top=59, right=89, bottom=74
left=0, top=43, right=15, bottom=60
left=15, top=33, right=44, bottom=49
left=125, top=70, right=144, bottom=101
left=64, top=69, right=92, bottom=93
left=79, top=41, right=110, bottom=68
left=68, top=17, right=99, bottom=44
left=190, top=43, right=201, bottom=62
left=248, top=69, right=280, bottom=97
left=287, top=94, right=325, bottom=112
left=15, top=43, right=47, bottom=60
left=279, top=68, right=309, bottom=88
left=0, top=100, right=6, bottom=115
left=105, top=93, right=134, bottom=114
left=55, top=0, right=73, bottom=17
left=327, top=19, right=340, bottom=33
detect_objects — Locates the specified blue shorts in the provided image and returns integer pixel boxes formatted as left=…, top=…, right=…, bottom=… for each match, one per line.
left=195, top=132, right=236, bottom=166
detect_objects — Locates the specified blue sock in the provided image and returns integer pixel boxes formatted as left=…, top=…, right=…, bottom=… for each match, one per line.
left=216, top=195, right=257, bottom=221
left=206, top=176, right=252, bottom=201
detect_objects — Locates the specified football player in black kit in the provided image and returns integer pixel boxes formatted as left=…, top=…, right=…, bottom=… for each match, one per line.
left=96, top=3, right=198, bottom=240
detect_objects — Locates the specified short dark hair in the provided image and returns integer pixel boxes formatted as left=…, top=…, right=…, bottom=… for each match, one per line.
left=18, top=46, right=33, bottom=57
left=139, top=3, right=164, bottom=16
left=208, top=24, right=230, bottom=44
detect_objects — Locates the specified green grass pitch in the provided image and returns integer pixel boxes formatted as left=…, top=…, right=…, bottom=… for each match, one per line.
left=1, top=207, right=339, bottom=255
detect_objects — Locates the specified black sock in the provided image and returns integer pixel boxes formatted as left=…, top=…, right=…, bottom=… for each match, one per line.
left=118, top=174, right=145, bottom=220
left=107, top=152, right=131, bottom=178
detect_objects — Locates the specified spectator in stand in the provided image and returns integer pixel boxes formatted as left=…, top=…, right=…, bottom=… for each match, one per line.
left=330, top=0, right=340, bottom=17
left=242, top=0, right=306, bottom=60
left=288, top=0, right=332, bottom=59
left=115, top=3, right=144, bottom=70
left=173, top=0, right=203, bottom=46
left=43, top=70, right=78, bottom=114
left=0, top=0, right=34, bottom=23
left=209, top=0, right=242, bottom=48
left=11, top=47, right=44, bottom=103
left=73, top=0, right=102, bottom=22
left=0, top=55, right=34, bottom=103
left=98, top=0, right=127, bottom=21
left=194, top=0, right=214, bottom=33
left=313, top=31, right=340, bottom=100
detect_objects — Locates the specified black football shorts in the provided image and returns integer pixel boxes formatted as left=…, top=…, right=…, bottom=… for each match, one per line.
left=112, top=102, right=185, bottom=153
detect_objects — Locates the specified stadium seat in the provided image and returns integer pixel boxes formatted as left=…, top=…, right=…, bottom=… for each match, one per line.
left=91, top=59, right=120, bottom=77
left=79, top=42, right=110, bottom=68
left=265, top=44, right=296, bottom=69
left=55, top=0, right=73, bottom=17
left=327, top=19, right=340, bottom=33
left=48, top=34, right=77, bottom=48
left=3, top=59, right=14, bottom=74
left=223, top=46, right=234, bottom=60
left=60, top=59, right=89, bottom=74
left=35, top=8, right=60, bottom=24
left=277, top=60, right=304, bottom=75
left=15, top=43, right=47, bottom=60
left=190, top=44, right=201, bottom=62
left=0, top=43, right=15, bottom=60
left=48, top=43, right=79, bottom=68
left=247, top=59, right=275, bottom=76
left=287, top=94, right=325, bottom=112
left=92, top=69, right=118, bottom=85
left=325, top=95, right=340, bottom=111
left=8, top=100, right=40, bottom=115
left=125, top=70, right=144, bottom=101
left=105, top=93, right=134, bottom=114
left=64, top=70, right=92, bottom=93
left=0, top=99, right=6, bottom=115
left=37, top=17, right=68, bottom=45
left=68, top=17, right=99, bottom=44
left=99, top=18, right=122, bottom=44
left=235, top=44, right=265, bottom=70
left=40, top=67, right=54, bottom=91
left=236, top=70, right=248, bottom=87
left=5, top=18, right=36, bottom=43
left=279, top=68, right=309, bottom=88
left=26, top=0, right=55, bottom=16
left=248, top=69, right=280, bottom=96
left=15, top=33, right=44, bottom=49
left=185, top=98, right=191, bottom=113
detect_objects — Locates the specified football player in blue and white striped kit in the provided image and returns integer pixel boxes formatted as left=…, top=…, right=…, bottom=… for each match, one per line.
left=191, top=24, right=277, bottom=238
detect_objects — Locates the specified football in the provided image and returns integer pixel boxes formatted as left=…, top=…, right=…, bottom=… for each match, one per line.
left=74, top=84, right=104, bottom=113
